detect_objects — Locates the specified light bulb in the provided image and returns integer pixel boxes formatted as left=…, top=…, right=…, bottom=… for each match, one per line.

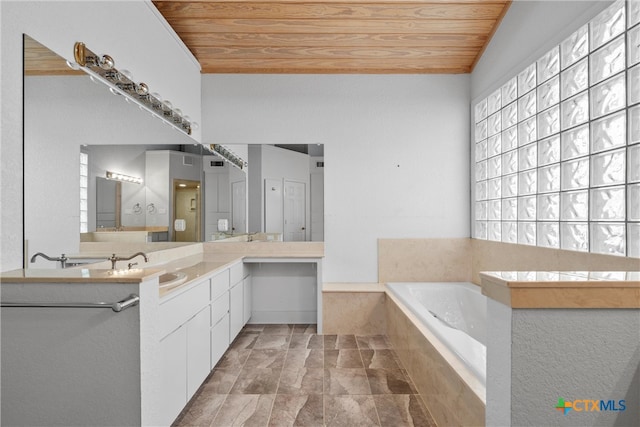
left=135, top=82, right=149, bottom=96
left=98, top=55, right=114, bottom=70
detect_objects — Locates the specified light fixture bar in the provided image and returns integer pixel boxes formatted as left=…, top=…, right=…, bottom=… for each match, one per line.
left=106, top=171, right=143, bottom=184
left=207, top=144, right=247, bottom=170
left=72, top=42, right=197, bottom=136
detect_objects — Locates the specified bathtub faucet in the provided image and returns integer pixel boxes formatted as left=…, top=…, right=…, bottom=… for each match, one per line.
left=30, top=252, right=68, bottom=269
left=109, top=252, right=149, bottom=270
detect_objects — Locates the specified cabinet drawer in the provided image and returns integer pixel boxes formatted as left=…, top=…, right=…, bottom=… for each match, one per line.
left=160, top=280, right=210, bottom=338
left=211, top=269, right=230, bottom=300
left=211, top=315, right=229, bottom=369
left=230, top=261, right=244, bottom=285
left=211, top=291, right=229, bottom=325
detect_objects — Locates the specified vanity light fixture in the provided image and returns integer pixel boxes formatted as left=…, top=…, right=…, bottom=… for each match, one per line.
left=207, top=144, right=247, bottom=170
left=106, top=171, right=143, bottom=184
left=72, top=42, right=198, bottom=136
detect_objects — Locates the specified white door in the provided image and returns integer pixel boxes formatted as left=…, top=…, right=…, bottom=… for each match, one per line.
left=284, top=181, right=306, bottom=241
left=231, top=181, right=246, bottom=234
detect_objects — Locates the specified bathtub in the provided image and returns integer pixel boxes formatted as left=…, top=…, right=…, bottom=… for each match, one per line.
left=385, top=282, right=486, bottom=426
left=387, top=282, right=487, bottom=385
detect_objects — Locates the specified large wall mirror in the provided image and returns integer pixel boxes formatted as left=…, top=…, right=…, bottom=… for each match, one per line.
left=23, top=35, right=324, bottom=265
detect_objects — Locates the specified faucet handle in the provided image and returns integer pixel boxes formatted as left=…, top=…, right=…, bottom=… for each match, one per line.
left=128, top=262, right=138, bottom=270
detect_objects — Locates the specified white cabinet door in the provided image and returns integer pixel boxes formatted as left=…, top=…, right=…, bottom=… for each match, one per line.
left=211, top=315, right=230, bottom=369
left=243, top=276, right=252, bottom=324
left=158, top=326, right=187, bottom=426
left=229, top=281, right=243, bottom=342
left=187, top=306, right=211, bottom=399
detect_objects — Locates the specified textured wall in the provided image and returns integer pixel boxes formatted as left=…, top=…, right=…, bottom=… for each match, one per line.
left=510, top=309, right=640, bottom=426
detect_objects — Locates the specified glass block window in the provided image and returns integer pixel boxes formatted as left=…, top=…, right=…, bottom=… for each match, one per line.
left=473, top=0, right=640, bottom=257
left=80, top=152, right=88, bottom=233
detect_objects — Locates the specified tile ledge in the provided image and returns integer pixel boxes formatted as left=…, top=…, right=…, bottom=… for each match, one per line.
left=322, top=282, right=385, bottom=293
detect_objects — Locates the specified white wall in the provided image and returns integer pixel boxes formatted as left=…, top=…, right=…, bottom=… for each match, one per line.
left=202, top=74, right=471, bottom=282
left=1, top=0, right=201, bottom=271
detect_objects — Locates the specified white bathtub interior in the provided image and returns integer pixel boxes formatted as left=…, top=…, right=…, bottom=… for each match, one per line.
left=386, top=282, right=487, bottom=386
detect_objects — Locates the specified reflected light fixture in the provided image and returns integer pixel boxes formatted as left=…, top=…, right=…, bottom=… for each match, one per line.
left=72, top=42, right=198, bottom=135
left=106, top=171, right=143, bottom=184
left=207, top=144, right=247, bottom=170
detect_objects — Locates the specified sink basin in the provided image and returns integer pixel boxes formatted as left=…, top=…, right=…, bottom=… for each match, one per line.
left=159, top=271, right=188, bottom=288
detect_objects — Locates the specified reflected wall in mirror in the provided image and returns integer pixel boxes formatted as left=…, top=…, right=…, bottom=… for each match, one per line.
left=23, top=35, right=324, bottom=267
left=85, top=143, right=323, bottom=243
left=95, top=177, right=118, bottom=228
left=24, top=34, right=198, bottom=265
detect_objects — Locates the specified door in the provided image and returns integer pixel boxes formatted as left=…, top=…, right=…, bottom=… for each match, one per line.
left=173, top=179, right=200, bottom=242
left=231, top=181, right=246, bottom=234
left=283, top=180, right=306, bottom=241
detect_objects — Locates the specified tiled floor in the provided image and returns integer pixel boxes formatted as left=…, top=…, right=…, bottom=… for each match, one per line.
left=173, top=324, right=436, bottom=426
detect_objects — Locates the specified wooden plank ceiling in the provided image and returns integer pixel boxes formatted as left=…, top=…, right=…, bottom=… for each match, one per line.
left=23, top=36, right=84, bottom=76
left=153, top=0, right=512, bottom=74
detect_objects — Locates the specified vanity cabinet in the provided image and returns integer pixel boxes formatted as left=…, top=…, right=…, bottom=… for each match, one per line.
left=158, top=326, right=187, bottom=425
left=157, top=278, right=211, bottom=425
left=186, top=306, right=210, bottom=398
left=229, top=261, right=251, bottom=343
left=157, top=260, right=253, bottom=425
left=229, top=280, right=244, bottom=341
left=210, top=269, right=230, bottom=369
left=243, top=275, right=252, bottom=324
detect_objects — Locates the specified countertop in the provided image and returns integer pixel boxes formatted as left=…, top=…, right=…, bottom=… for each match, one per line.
left=1, top=242, right=325, bottom=298
left=480, top=270, right=640, bottom=308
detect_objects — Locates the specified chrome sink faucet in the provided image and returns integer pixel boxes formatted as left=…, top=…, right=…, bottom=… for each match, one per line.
left=30, top=252, right=68, bottom=269
left=109, top=252, right=149, bottom=269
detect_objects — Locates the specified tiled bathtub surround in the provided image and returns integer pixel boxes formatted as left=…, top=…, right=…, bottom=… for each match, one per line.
left=322, top=284, right=386, bottom=335
left=386, top=293, right=485, bottom=427
left=173, top=324, right=435, bottom=426
left=378, top=238, right=472, bottom=283
left=374, top=238, right=639, bottom=287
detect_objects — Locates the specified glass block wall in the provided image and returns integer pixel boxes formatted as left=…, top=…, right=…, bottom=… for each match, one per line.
left=473, top=0, right=640, bottom=257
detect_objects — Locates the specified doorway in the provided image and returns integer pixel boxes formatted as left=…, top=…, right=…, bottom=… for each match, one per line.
left=173, top=179, right=201, bottom=242
left=283, top=180, right=306, bottom=241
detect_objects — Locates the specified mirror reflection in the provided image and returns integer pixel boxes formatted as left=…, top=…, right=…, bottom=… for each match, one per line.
left=83, top=143, right=323, bottom=243
left=24, top=34, right=324, bottom=264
